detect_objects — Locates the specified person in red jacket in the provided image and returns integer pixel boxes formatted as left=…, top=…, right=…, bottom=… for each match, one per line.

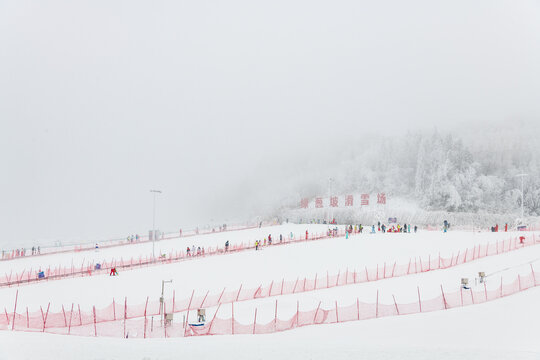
left=305, top=230, right=309, bottom=240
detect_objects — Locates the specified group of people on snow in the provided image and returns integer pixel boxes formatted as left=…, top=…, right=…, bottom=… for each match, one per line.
left=1, top=246, right=41, bottom=260
left=186, top=245, right=205, bottom=257
left=343, top=222, right=418, bottom=235
left=126, top=234, right=140, bottom=243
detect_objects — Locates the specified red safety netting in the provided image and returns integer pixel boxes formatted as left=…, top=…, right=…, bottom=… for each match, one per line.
left=0, top=235, right=538, bottom=338
left=0, top=222, right=262, bottom=261
left=2, top=231, right=537, bottom=289
left=0, top=229, right=350, bottom=288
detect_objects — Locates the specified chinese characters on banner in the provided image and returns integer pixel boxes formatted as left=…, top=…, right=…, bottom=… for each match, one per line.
left=299, top=193, right=387, bottom=208
left=361, top=194, right=370, bottom=206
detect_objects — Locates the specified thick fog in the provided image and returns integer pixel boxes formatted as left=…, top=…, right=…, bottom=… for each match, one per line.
left=1, top=0, right=539, bottom=247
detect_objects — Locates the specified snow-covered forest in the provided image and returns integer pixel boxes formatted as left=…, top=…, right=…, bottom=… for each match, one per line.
left=289, top=121, right=540, bottom=217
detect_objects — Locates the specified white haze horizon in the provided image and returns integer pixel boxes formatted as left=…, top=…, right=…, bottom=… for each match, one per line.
left=1, top=0, right=540, bottom=248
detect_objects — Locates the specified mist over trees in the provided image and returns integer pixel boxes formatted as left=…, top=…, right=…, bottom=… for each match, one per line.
left=292, top=122, right=540, bottom=217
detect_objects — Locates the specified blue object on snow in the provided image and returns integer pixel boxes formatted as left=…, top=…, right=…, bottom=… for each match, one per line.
left=38, top=271, right=45, bottom=279
left=95, top=263, right=101, bottom=270
left=189, top=323, right=205, bottom=327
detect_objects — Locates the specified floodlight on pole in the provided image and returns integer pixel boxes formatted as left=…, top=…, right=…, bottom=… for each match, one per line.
left=515, top=174, right=527, bottom=222
left=150, top=189, right=162, bottom=260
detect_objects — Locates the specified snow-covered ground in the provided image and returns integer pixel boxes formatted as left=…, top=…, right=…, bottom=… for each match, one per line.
left=1, top=224, right=539, bottom=359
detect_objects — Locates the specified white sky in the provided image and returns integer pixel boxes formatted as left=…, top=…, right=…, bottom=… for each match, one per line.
left=1, top=0, right=539, bottom=247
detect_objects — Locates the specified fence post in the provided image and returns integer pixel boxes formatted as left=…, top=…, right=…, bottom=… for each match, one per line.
left=123, top=297, right=127, bottom=338
left=292, top=278, right=299, bottom=294
left=68, top=303, right=73, bottom=334
left=144, top=297, right=149, bottom=338
left=26, top=307, right=29, bottom=329
left=440, top=285, right=447, bottom=309
left=336, top=270, right=340, bottom=286
left=531, top=264, right=537, bottom=286
left=200, top=291, right=209, bottom=309
left=296, top=300, right=299, bottom=327
left=392, top=295, right=399, bottom=315
left=438, top=252, right=441, bottom=269
left=417, top=287, right=422, bottom=312
left=335, top=301, right=339, bottom=323
left=274, top=300, right=278, bottom=331
left=172, top=291, right=176, bottom=312
left=407, top=258, right=411, bottom=275
left=252, top=308, right=257, bottom=334
left=93, top=306, right=97, bottom=337
left=78, top=304, right=82, bottom=325
left=42, top=302, right=50, bottom=332
left=207, top=303, right=221, bottom=335
left=484, top=282, right=488, bottom=302
left=236, top=284, right=243, bottom=301
left=112, top=298, right=116, bottom=321
left=280, top=278, right=284, bottom=295
left=376, top=290, right=379, bottom=318
left=216, top=287, right=226, bottom=305
left=357, top=297, right=360, bottom=320
left=470, top=288, right=475, bottom=304
left=518, top=275, right=521, bottom=291
left=187, top=289, right=195, bottom=313
left=345, top=268, right=348, bottom=284
left=391, top=262, right=396, bottom=278
left=11, top=290, right=18, bottom=330
left=313, top=301, right=321, bottom=324
left=376, top=264, right=379, bottom=281
left=326, top=271, right=329, bottom=288
left=269, top=280, right=274, bottom=296
left=365, top=267, right=369, bottom=282
left=314, top=274, right=317, bottom=290
left=62, top=304, right=67, bottom=327
left=353, top=269, right=357, bottom=283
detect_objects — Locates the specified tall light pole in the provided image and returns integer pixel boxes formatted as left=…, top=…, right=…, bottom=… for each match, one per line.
left=515, top=174, right=527, bottom=222
left=328, top=177, right=334, bottom=224
left=150, top=189, right=162, bottom=259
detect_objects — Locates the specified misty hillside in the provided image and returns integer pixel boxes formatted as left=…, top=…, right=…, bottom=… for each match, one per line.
left=281, top=123, right=540, bottom=219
